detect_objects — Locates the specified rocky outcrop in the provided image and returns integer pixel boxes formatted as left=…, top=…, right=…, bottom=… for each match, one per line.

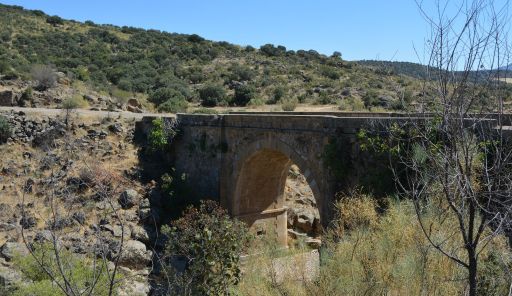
left=0, top=91, right=19, bottom=106
left=0, top=262, right=22, bottom=291
left=117, top=240, right=153, bottom=270
left=119, top=189, right=139, bottom=209
left=285, top=165, right=322, bottom=244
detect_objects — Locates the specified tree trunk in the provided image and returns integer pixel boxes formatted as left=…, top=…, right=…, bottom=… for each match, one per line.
left=468, top=250, right=478, bottom=296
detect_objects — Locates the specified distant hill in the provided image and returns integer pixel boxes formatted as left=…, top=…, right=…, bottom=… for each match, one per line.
left=356, top=60, right=429, bottom=79
left=499, top=64, right=512, bottom=71
left=0, top=3, right=426, bottom=112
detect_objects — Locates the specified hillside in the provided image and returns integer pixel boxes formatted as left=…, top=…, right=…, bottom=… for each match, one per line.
left=0, top=3, right=425, bottom=112
left=356, top=60, right=429, bottom=79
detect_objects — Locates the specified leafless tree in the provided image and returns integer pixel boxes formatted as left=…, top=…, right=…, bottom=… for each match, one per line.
left=389, top=0, right=512, bottom=295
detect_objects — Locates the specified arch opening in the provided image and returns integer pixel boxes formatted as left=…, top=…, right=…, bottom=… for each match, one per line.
left=233, top=148, right=321, bottom=248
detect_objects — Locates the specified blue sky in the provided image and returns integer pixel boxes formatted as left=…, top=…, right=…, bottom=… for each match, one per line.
left=1, top=1, right=507, bottom=62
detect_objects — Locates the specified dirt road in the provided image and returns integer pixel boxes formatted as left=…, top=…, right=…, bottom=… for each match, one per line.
left=0, top=106, right=175, bottom=119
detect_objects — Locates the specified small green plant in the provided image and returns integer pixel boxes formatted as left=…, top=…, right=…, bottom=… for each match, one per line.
left=281, top=98, right=298, bottom=111
left=12, top=243, right=117, bottom=296
left=148, top=117, right=177, bottom=151
left=0, top=114, right=11, bottom=144
left=18, top=87, right=33, bottom=107
left=61, top=94, right=87, bottom=127
left=192, top=107, right=219, bottom=114
left=162, top=200, right=251, bottom=295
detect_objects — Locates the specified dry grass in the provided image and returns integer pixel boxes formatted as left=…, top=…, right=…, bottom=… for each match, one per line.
left=233, top=196, right=512, bottom=295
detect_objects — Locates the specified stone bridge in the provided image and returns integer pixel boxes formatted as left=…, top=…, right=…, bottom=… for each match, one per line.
left=138, top=112, right=511, bottom=246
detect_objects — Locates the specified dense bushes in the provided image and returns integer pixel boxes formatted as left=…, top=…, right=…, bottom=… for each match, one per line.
left=233, top=84, right=256, bottom=106
left=199, top=84, right=226, bottom=107
left=157, top=97, right=188, bottom=113
left=162, top=200, right=251, bottom=295
left=46, top=15, right=63, bottom=26
left=0, top=114, right=11, bottom=143
left=149, top=88, right=186, bottom=106
left=0, top=3, right=474, bottom=113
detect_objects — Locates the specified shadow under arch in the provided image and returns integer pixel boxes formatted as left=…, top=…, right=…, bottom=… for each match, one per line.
left=230, top=138, right=323, bottom=246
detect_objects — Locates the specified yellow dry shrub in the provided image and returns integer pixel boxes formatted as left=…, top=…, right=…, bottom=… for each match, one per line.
left=334, top=189, right=379, bottom=233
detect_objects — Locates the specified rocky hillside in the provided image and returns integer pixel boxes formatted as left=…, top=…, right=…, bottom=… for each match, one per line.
left=0, top=3, right=426, bottom=113
left=0, top=110, right=157, bottom=295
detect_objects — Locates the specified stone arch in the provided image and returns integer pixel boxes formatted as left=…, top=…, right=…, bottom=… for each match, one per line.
left=231, top=137, right=323, bottom=246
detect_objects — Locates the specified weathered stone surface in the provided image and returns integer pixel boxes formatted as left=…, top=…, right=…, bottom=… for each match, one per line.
left=1, top=242, right=28, bottom=261
left=117, top=240, right=152, bottom=270
left=0, top=90, right=17, bottom=106
left=0, top=263, right=22, bottom=290
left=130, top=224, right=150, bottom=244
left=119, top=189, right=139, bottom=209
left=101, top=224, right=127, bottom=238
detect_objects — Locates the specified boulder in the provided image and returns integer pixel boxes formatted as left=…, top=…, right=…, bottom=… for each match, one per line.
left=1, top=242, right=28, bottom=261
left=296, top=211, right=316, bottom=233
left=127, top=98, right=141, bottom=108
left=117, top=240, right=152, bottom=270
left=130, top=224, right=150, bottom=244
left=101, top=224, right=129, bottom=238
left=118, top=277, right=150, bottom=296
left=0, top=264, right=22, bottom=290
left=0, top=91, right=18, bottom=106
left=119, top=189, right=139, bottom=209
left=109, top=123, right=124, bottom=134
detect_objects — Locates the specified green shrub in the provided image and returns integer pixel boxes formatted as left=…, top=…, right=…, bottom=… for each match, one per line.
left=233, top=84, right=256, bottom=106
left=158, top=97, right=188, bottom=113
left=269, top=85, right=287, bottom=104
left=0, top=115, right=11, bottom=143
left=18, top=87, right=33, bottom=107
left=110, top=87, right=131, bottom=104
left=199, top=84, right=226, bottom=107
left=228, top=64, right=255, bottom=82
left=281, top=98, right=298, bottom=111
left=162, top=200, right=251, bottom=295
left=319, top=65, right=340, bottom=80
left=187, top=34, right=204, bottom=43
left=12, top=243, right=116, bottom=296
left=363, top=89, right=379, bottom=107
left=148, top=117, right=177, bottom=151
left=149, top=88, right=186, bottom=106
left=46, top=15, right=64, bottom=26
left=192, top=107, right=219, bottom=114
